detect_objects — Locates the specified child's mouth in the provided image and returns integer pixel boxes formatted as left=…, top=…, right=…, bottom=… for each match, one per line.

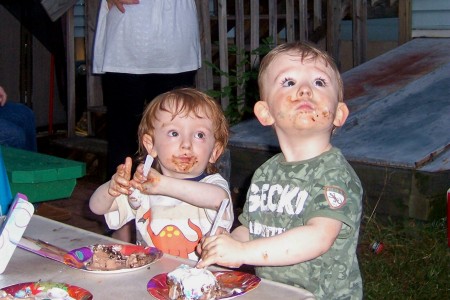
left=172, top=156, right=197, bottom=172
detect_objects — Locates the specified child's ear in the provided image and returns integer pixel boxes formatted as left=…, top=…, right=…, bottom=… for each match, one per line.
left=333, top=102, right=349, bottom=127
left=209, top=143, right=223, bottom=164
left=143, top=134, right=157, bottom=157
left=254, top=101, right=274, bottom=126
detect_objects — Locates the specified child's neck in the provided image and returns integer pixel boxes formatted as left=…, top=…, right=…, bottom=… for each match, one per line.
left=280, top=139, right=332, bottom=162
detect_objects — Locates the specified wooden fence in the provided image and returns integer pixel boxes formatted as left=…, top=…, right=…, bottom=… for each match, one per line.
left=81, top=0, right=411, bottom=136
left=194, top=0, right=411, bottom=112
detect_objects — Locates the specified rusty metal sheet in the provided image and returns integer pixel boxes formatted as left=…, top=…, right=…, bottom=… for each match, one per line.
left=343, top=38, right=450, bottom=112
left=333, top=61, right=450, bottom=169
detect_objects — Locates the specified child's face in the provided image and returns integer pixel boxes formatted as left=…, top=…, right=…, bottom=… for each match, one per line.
left=257, top=51, right=346, bottom=134
left=147, top=108, right=220, bottom=179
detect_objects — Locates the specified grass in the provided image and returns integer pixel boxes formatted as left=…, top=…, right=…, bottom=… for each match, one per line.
left=358, top=211, right=449, bottom=299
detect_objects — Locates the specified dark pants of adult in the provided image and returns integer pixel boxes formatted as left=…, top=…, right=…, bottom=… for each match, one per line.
left=102, top=71, right=197, bottom=178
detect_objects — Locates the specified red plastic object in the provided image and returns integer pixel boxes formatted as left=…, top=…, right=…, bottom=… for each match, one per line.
left=370, top=241, right=384, bottom=254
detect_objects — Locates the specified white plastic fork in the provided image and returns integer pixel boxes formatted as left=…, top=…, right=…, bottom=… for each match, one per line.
left=196, top=198, right=230, bottom=267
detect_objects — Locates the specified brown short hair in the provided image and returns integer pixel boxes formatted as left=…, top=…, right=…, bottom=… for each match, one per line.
left=137, top=88, right=229, bottom=174
left=258, top=41, right=344, bottom=103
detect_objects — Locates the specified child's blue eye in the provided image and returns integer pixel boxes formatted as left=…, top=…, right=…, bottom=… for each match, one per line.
left=281, top=77, right=295, bottom=87
left=314, top=78, right=327, bottom=87
left=168, top=130, right=178, bottom=137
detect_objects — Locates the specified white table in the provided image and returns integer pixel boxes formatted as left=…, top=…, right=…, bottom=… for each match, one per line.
left=1, top=215, right=315, bottom=299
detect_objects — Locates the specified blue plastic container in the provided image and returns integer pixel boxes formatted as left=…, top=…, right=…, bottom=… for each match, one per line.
left=0, top=147, right=12, bottom=215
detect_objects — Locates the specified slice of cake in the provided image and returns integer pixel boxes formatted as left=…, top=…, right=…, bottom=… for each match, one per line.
left=167, top=264, right=221, bottom=300
left=86, top=244, right=153, bottom=271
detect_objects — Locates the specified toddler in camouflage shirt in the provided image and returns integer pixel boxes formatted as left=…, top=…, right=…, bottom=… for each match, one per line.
left=198, top=41, right=363, bottom=299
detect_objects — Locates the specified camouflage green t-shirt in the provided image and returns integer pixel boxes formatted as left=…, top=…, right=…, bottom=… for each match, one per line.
left=239, top=147, right=363, bottom=300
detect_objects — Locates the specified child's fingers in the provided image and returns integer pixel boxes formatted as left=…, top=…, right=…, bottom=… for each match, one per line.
left=109, top=180, right=131, bottom=196
left=135, top=163, right=144, bottom=173
left=123, top=157, right=133, bottom=180
left=115, top=163, right=126, bottom=177
left=213, top=226, right=227, bottom=236
left=133, top=165, right=146, bottom=183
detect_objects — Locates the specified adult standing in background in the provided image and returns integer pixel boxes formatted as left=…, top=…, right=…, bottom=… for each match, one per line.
left=0, top=86, right=37, bottom=152
left=93, top=0, right=201, bottom=242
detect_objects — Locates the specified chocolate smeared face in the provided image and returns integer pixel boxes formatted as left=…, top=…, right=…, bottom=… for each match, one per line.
left=150, top=108, right=218, bottom=179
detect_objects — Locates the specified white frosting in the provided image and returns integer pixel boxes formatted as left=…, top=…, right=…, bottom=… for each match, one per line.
left=168, top=264, right=218, bottom=300
left=35, top=287, right=75, bottom=300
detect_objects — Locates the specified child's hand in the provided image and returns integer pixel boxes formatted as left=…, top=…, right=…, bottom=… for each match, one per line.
left=211, top=226, right=227, bottom=236
left=130, top=155, right=154, bottom=191
left=108, top=157, right=133, bottom=197
left=196, top=232, right=244, bottom=269
left=131, top=163, right=146, bottom=185
left=130, top=163, right=150, bottom=191
left=128, top=163, right=146, bottom=209
left=139, top=168, right=163, bottom=194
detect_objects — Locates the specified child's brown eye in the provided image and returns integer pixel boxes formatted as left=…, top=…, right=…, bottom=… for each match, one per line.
left=314, top=78, right=327, bottom=87
left=168, top=130, right=178, bottom=137
left=195, top=132, right=206, bottom=139
left=281, top=77, right=295, bottom=87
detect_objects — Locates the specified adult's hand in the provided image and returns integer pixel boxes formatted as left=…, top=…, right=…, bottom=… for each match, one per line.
left=0, top=86, right=7, bottom=106
left=107, top=0, right=140, bottom=13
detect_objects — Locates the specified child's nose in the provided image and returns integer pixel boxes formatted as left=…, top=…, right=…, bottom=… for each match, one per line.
left=297, top=84, right=312, bottom=98
left=180, top=138, right=192, bottom=149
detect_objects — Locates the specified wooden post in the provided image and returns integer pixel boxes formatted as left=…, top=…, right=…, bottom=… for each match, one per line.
left=19, top=24, right=32, bottom=107
left=235, top=0, right=245, bottom=111
left=218, top=0, right=229, bottom=109
left=85, top=0, right=103, bottom=136
left=196, top=0, right=213, bottom=91
left=250, top=0, right=260, bottom=66
left=398, top=0, right=412, bottom=45
left=326, top=0, right=341, bottom=69
left=268, top=0, right=278, bottom=44
left=65, top=7, right=76, bottom=137
left=313, top=0, right=322, bottom=30
left=298, top=0, right=308, bottom=42
left=352, top=0, right=367, bottom=67
left=286, top=0, right=295, bottom=42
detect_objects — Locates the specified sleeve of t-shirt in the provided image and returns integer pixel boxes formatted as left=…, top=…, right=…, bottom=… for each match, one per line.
left=202, top=173, right=234, bottom=231
left=303, top=167, right=362, bottom=239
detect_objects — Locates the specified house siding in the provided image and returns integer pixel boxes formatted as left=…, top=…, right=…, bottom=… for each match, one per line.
left=412, top=0, right=450, bottom=36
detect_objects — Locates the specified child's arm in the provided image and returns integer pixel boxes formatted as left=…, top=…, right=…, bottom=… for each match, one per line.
left=89, top=157, right=133, bottom=215
left=197, top=217, right=341, bottom=269
left=132, top=167, right=229, bottom=211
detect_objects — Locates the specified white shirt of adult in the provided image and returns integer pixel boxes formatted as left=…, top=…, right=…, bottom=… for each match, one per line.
left=93, top=0, right=201, bottom=74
